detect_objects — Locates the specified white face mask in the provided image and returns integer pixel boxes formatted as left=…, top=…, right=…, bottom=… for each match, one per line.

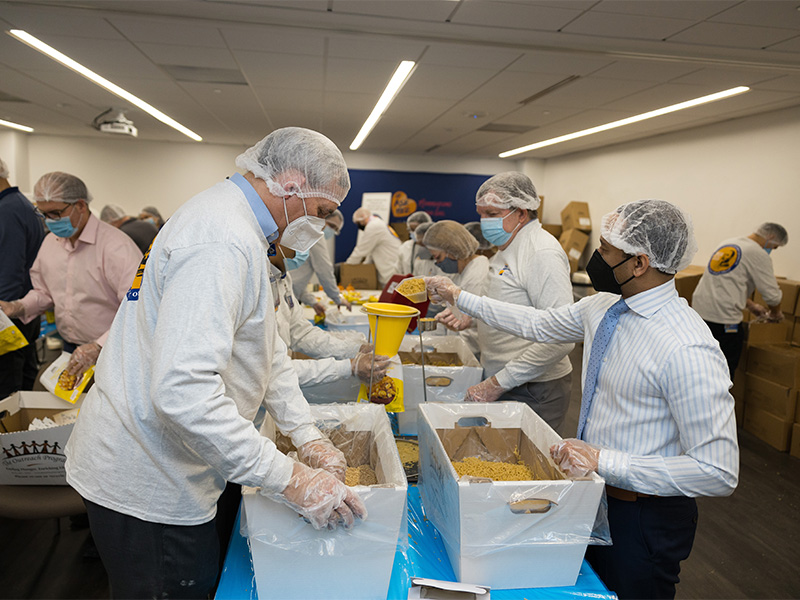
left=281, top=196, right=326, bottom=253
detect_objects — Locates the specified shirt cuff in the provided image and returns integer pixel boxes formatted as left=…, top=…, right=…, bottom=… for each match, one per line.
left=597, top=448, right=630, bottom=487
left=457, top=290, right=480, bottom=315
left=288, top=424, right=324, bottom=453
left=258, top=450, right=295, bottom=494
left=336, top=359, right=354, bottom=379
left=493, top=369, right=516, bottom=391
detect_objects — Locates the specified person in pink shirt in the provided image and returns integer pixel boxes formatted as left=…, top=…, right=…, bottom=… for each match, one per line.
left=0, top=172, right=142, bottom=378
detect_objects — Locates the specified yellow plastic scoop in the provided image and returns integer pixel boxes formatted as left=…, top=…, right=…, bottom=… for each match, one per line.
left=395, top=277, right=428, bottom=303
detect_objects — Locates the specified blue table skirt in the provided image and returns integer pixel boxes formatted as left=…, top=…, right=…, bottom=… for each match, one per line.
left=215, top=486, right=616, bottom=600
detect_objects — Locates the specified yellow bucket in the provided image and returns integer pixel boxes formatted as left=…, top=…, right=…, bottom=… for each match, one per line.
left=362, top=302, right=420, bottom=356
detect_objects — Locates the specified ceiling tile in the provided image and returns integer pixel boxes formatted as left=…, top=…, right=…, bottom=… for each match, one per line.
left=594, top=0, right=738, bottom=20
left=765, top=36, right=800, bottom=53
left=508, top=50, right=614, bottom=76
left=450, top=1, right=584, bottom=30
left=219, top=24, right=326, bottom=55
left=591, top=59, right=701, bottom=82
left=421, top=43, right=522, bottom=70
left=401, top=64, right=499, bottom=101
left=0, top=3, right=123, bottom=39
left=563, top=11, right=695, bottom=41
left=109, top=15, right=228, bottom=46
left=671, top=67, right=777, bottom=88
left=324, top=57, right=406, bottom=94
left=327, top=34, right=425, bottom=61
left=136, top=43, right=238, bottom=70
left=710, top=0, right=800, bottom=30
left=331, top=0, right=457, bottom=21
left=668, top=22, right=800, bottom=49
left=233, top=50, right=325, bottom=89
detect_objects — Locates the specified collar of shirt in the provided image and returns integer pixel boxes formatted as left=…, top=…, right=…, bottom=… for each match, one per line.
left=229, top=172, right=279, bottom=243
left=624, top=278, right=678, bottom=319
left=58, top=212, right=99, bottom=252
left=0, top=186, right=20, bottom=201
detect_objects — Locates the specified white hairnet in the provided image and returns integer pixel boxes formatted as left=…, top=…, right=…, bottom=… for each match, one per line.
left=423, top=220, right=479, bottom=260
left=464, top=221, right=492, bottom=250
left=476, top=172, right=540, bottom=211
left=100, top=204, right=126, bottom=223
left=601, top=199, right=697, bottom=275
left=407, top=211, right=431, bottom=228
left=0, top=157, right=8, bottom=179
left=235, top=127, right=350, bottom=206
left=141, top=206, right=164, bottom=221
left=756, top=222, right=788, bottom=247
left=326, top=209, right=344, bottom=232
left=414, top=222, right=434, bottom=245
left=353, top=207, right=371, bottom=223
left=33, top=172, right=93, bottom=204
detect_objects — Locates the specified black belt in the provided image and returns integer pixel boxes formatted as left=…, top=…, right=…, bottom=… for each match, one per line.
left=606, top=485, right=655, bottom=502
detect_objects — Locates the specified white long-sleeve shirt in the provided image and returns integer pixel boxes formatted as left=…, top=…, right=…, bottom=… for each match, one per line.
left=692, top=236, right=782, bottom=324
left=345, top=216, right=402, bottom=287
left=477, top=220, right=573, bottom=389
left=291, top=237, right=343, bottom=307
left=273, top=265, right=363, bottom=386
left=66, top=175, right=323, bottom=525
left=458, top=280, right=739, bottom=498
left=451, top=255, right=489, bottom=353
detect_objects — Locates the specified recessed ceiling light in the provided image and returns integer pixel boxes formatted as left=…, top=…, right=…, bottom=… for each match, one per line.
left=8, top=29, right=202, bottom=142
left=0, top=118, right=33, bottom=132
left=499, top=86, right=750, bottom=158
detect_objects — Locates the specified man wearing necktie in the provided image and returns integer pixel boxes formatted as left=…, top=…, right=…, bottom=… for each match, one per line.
left=427, top=199, right=739, bottom=600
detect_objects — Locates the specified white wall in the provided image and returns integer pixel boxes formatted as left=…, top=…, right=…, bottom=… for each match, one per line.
left=526, top=105, right=800, bottom=280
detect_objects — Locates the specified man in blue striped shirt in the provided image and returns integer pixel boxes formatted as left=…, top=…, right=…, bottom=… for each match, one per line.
left=427, top=199, right=738, bottom=600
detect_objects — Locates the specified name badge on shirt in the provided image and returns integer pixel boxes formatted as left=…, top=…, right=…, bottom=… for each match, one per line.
left=724, top=323, right=739, bottom=334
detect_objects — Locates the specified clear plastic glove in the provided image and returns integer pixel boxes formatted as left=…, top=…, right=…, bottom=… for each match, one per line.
left=312, top=302, right=327, bottom=318
left=351, top=350, right=391, bottom=383
left=0, top=300, right=24, bottom=319
left=278, top=462, right=367, bottom=530
left=297, top=438, right=347, bottom=482
left=336, top=297, right=353, bottom=311
left=424, top=276, right=461, bottom=306
left=766, top=308, right=784, bottom=323
left=65, top=342, right=101, bottom=377
left=464, top=376, right=505, bottom=403
left=436, top=307, right=473, bottom=332
left=550, top=439, right=600, bottom=478
left=746, top=301, right=767, bottom=319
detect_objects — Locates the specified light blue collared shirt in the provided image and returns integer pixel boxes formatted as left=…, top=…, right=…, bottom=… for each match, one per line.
left=458, top=279, right=739, bottom=498
left=230, top=173, right=279, bottom=243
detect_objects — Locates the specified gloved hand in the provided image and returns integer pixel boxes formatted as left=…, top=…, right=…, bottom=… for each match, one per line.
left=766, top=308, right=784, bottom=323
left=297, top=438, right=347, bottom=482
left=0, top=300, right=24, bottom=319
left=746, top=301, right=767, bottom=319
left=312, top=302, right=327, bottom=318
left=337, top=297, right=353, bottom=311
left=424, top=276, right=461, bottom=305
left=464, top=376, right=505, bottom=403
left=550, top=439, right=600, bottom=478
left=351, top=349, right=391, bottom=383
left=65, top=342, right=101, bottom=377
left=278, top=462, right=367, bottom=530
left=436, top=307, right=473, bottom=332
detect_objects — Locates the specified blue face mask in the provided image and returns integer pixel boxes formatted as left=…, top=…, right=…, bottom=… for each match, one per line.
left=324, top=227, right=335, bottom=240
left=284, top=249, right=310, bottom=271
left=45, top=215, right=77, bottom=238
left=436, top=257, right=459, bottom=274
left=764, top=245, right=773, bottom=255
left=409, top=231, right=416, bottom=242
left=480, top=210, right=520, bottom=247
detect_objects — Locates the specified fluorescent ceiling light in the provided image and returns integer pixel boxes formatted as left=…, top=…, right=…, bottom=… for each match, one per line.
left=0, top=118, right=34, bottom=132
left=499, top=86, right=750, bottom=158
left=350, top=60, right=416, bottom=151
left=8, top=29, right=202, bottom=142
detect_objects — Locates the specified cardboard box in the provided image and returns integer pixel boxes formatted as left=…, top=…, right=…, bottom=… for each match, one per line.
left=790, top=423, right=800, bottom=458
left=418, top=403, right=605, bottom=589
left=245, top=403, right=407, bottom=600
left=746, top=343, right=800, bottom=389
left=731, top=367, right=747, bottom=405
left=674, top=265, right=704, bottom=304
left=559, top=228, right=589, bottom=265
left=744, top=406, right=793, bottom=452
left=735, top=398, right=745, bottom=427
left=746, top=321, right=792, bottom=345
left=541, top=223, right=563, bottom=239
left=396, top=335, right=484, bottom=436
left=560, top=201, right=592, bottom=232
left=744, top=373, right=796, bottom=421
left=753, top=279, right=800, bottom=316
left=0, top=391, right=84, bottom=485
left=339, top=263, right=377, bottom=289
left=792, top=317, right=800, bottom=348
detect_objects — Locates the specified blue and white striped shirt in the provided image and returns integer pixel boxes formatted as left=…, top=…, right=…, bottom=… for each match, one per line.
left=458, top=280, right=739, bottom=498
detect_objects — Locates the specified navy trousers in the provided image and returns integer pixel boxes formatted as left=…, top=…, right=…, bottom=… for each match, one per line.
left=704, top=320, right=745, bottom=378
left=85, top=499, right=220, bottom=600
left=586, top=495, right=698, bottom=600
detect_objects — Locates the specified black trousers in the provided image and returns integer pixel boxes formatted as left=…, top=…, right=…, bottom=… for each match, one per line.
left=704, top=320, right=745, bottom=378
left=0, top=318, right=40, bottom=399
left=85, top=499, right=220, bottom=600
left=586, top=495, right=698, bottom=600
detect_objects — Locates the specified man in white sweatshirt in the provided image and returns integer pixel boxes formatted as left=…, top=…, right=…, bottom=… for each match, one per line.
left=346, top=207, right=402, bottom=287
left=64, top=127, right=366, bottom=599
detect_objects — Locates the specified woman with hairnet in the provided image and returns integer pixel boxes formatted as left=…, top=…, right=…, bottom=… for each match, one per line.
left=426, top=199, right=739, bottom=600
left=407, top=221, right=443, bottom=278
left=394, top=210, right=432, bottom=275
left=464, top=221, right=496, bottom=258
left=420, top=172, right=574, bottom=432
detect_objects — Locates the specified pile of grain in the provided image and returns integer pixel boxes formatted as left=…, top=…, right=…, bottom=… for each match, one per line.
left=395, top=440, right=418, bottom=469
left=345, top=464, right=378, bottom=486
left=451, top=456, right=533, bottom=481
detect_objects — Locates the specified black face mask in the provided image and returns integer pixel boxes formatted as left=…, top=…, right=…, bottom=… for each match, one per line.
left=586, top=250, right=635, bottom=294
left=357, top=222, right=366, bottom=231
left=436, top=257, right=459, bottom=274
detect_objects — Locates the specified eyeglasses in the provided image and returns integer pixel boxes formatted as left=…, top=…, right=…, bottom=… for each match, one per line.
left=35, top=203, right=75, bottom=220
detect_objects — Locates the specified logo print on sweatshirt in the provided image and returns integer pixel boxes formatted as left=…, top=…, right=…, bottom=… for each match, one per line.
left=707, top=244, right=741, bottom=275
left=126, top=242, right=153, bottom=301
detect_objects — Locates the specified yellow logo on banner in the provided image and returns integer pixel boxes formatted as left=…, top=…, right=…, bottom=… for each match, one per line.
left=391, top=191, right=416, bottom=218
left=708, top=244, right=741, bottom=275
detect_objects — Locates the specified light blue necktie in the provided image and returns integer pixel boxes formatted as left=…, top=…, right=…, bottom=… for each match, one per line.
left=577, top=298, right=629, bottom=440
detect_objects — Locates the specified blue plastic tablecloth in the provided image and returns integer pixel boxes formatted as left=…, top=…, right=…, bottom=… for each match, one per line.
left=215, top=486, right=616, bottom=599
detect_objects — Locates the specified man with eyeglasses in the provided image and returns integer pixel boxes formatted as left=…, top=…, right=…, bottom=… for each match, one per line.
left=0, top=157, right=45, bottom=399
left=0, top=171, right=142, bottom=380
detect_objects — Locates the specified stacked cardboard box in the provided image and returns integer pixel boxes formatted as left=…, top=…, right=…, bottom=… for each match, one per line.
left=558, top=202, right=592, bottom=272
left=674, top=265, right=705, bottom=304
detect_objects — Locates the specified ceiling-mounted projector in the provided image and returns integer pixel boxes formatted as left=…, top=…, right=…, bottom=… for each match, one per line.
left=93, top=108, right=138, bottom=137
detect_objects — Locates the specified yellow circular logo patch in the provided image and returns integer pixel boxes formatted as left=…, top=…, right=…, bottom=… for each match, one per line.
left=708, top=244, right=741, bottom=275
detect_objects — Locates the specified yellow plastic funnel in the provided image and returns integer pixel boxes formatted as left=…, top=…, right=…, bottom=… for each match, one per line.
left=362, top=302, right=420, bottom=356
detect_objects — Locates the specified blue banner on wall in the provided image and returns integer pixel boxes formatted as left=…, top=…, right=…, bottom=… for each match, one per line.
left=336, top=169, right=491, bottom=262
